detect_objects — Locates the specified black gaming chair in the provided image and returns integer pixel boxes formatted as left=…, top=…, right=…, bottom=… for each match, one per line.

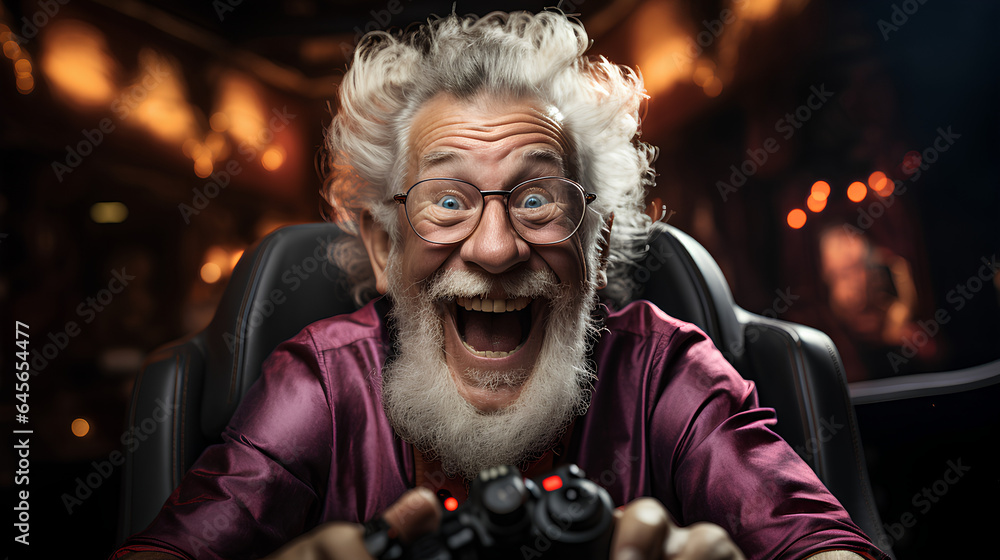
left=117, top=221, right=892, bottom=556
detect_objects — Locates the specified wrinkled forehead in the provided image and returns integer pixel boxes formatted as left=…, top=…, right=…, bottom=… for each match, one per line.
left=406, top=92, right=573, bottom=183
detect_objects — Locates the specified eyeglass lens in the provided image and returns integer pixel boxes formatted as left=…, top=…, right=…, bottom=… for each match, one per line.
left=403, top=178, right=587, bottom=244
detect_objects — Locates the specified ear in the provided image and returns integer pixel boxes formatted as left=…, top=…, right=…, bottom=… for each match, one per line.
left=359, top=210, right=391, bottom=294
left=595, top=213, right=614, bottom=289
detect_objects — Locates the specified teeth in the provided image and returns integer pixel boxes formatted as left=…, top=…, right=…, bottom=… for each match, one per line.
left=455, top=296, right=531, bottom=313
left=462, top=339, right=525, bottom=358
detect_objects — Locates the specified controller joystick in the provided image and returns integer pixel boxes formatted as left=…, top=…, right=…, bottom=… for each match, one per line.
left=365, top=464, right=615, bottom=560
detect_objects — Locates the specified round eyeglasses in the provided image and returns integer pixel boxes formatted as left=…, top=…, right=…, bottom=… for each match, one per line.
left=393, top=176, right=597, bottom=245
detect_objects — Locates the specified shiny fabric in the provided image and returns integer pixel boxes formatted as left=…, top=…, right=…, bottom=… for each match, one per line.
left=115, top=300, right=888, bottom=560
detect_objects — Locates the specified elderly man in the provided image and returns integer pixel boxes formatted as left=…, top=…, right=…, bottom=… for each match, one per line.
left=115, top=11, right=888, bottom=560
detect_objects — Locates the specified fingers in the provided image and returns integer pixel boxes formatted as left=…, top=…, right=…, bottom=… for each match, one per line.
left=611, top=497, right=670, bottom=560
left=380, top=486, right=442, bottom=543
left=610, top=499, right=745, bottom=560
left=264, top=523, right=367, bottom=560
left=672, top=523, right=746, bottom=560
left=263, top=488, right=442, bottom=560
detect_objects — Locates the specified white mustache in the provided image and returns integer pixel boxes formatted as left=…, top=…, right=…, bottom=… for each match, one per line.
left=423, top=268, right=562, bottom=301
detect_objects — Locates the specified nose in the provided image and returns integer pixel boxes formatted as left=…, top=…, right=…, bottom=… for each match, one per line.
left=460, top=197, right=530, bottom=274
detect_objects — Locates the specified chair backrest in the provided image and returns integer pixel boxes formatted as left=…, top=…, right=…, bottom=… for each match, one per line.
left=118, top=222, right=891, bottom=555
left=641, top=224, right=890, bottom=553
left=118, top=224, right=358, bottom=541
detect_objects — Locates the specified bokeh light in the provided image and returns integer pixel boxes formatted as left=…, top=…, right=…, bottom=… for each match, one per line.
left=3, top=39, right=20, bottom=58
left=71, top=418, right=90, bottom=437
left=16, top=74, right=34, bottom=94
left=216, top=73, right=267, bottom=148
left=703, top=76, right=723, bottom=97
left=90, top=202, right=129, bottom=223
left=868, top=171, right=888, bottom=192
left=230, top=249, right=244, bottom=271
left=806, top=194, right=827, bottom=213
left=200, top=262, right=222, bottom=283
left=692, top=63, right=715, bottom=87
left=787, top=208, right=807, bottom=229
left=194, top=156, right=214, bottom=178
left=129, top=49, right=199, bottom=144
left=261, top=146, right=286, bottom=171
left=847, top=181, right=867, bottom=203
left=810, top=180, right=831, bottom=201
left=876, top=180, right=894, bottom=197
left=632, top=1, right=695, bottom=96
left=737, top=0, right=782, bottom=21
left=41, top=20, right=118, bottom=106
left=210, top=112, right=231, bottom=132
left=869, top=171, right=895, bottom=197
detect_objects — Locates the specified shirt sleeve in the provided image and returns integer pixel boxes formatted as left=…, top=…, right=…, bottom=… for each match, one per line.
left=113, top=330, right=334, bottom=560
left=648, top=324, right=890, bottom=560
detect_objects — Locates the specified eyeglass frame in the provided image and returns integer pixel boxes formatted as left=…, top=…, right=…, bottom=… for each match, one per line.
left=392, top=176, right=597, bottom=245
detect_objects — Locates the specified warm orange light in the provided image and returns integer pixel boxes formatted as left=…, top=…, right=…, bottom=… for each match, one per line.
left=206, top=132, right=228, bottom=157
left=230, top=249, right=244, bottom=271
left=692, top=63, right=714, bottom=87
left=202, top=246, right=237, bottom=280
left=261, top=146, right=286, bottom=171
left=216, top=73, right=267, bottom=148
left=71, top=418, right=90, bottom=437
left=200, top=262, right=222, bottom=283
left=16, top=74, right=34, bottom=94
left=130, top=49, right=199, bottom=144
left=194, top=156, right=214, bottom=178
left=444, top=497, right=459, bottom=511
left=182, top=139, right=199, bottom=158
left=3, top=40, right=20, bottom=59
left=254, top=217, right=296, bottom=239
left=41, top=21, right=118, bottom=106
left=703, top=76, right=723, bottom=97
left=868, top=171, right=888, bottom=192
left=205, top=246, right=231, bottom=269
left=876, top=180, right=894, bottom=197
left=14, top=58, right=31, bottom=75
left=847, top=181, right=867, bottom=202
left=210, top=112, right=231, bottom=132
left=737, top=0, right=781, bottom=21
left=787, top=209, right=807, bottom=229
left=542, top=475, right=564, bottom=492
left=632, top=1, right=694, bottom=96
left=810, top=180, right=831, bottom=201
left=806, top=194, right=827, bottom=213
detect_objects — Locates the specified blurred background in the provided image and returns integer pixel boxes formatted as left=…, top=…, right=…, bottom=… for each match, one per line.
left=1, top=0, right=997, bottom=556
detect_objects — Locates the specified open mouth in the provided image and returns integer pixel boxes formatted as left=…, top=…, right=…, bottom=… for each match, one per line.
left=454, top=296, right=534, bottom=358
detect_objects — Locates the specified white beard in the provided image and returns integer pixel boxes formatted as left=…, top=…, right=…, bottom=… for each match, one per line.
left=380, top=256, right=598, bottom=480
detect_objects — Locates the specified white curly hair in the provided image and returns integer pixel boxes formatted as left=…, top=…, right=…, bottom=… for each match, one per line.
left=320, top=10, right=655, bottom=307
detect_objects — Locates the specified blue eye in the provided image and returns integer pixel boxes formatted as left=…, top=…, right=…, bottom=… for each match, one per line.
left=523, top=194, right=550, bottom=208
left=436, top=195, right=463, bottom=210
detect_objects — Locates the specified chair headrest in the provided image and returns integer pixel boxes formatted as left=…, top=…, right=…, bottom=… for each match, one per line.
left=639, top=223, right=746, bottom=367
left=201, top=223, right=359, bottom=436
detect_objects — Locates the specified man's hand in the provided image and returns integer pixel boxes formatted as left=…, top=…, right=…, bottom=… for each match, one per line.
left=611, top=498, right=746, bottom=560
left=263, top=487, right=442, bottom=559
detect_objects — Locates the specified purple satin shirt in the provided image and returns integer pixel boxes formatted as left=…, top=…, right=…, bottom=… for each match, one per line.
left=116, top=300, right=887, bottom=560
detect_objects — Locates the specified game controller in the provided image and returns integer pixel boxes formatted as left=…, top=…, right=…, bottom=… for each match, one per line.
left=364, top=463, right=615, bottom=559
